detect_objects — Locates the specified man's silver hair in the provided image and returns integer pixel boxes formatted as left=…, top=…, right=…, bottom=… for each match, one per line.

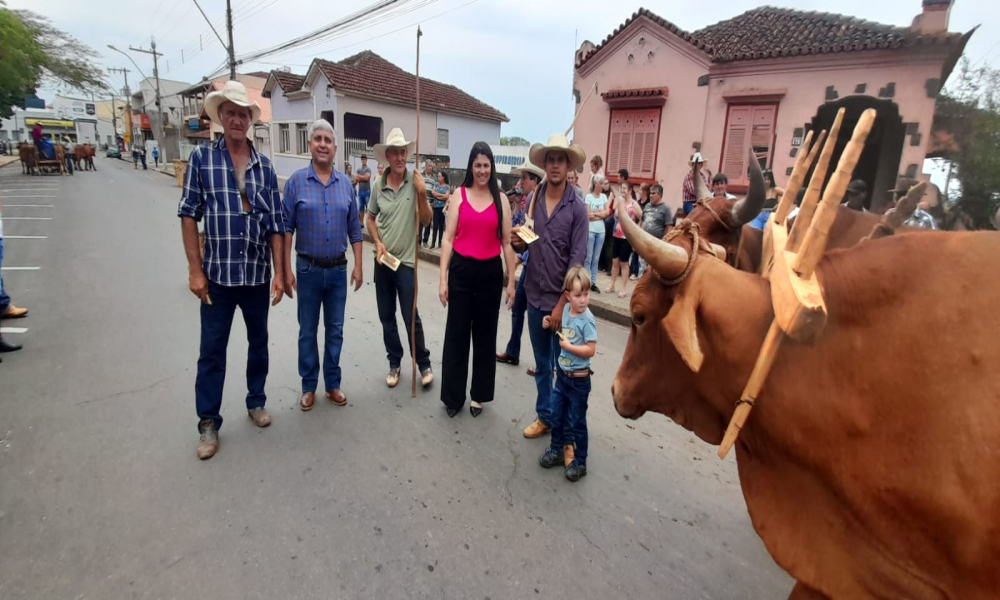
left=307, top=119, right=335, bottom=143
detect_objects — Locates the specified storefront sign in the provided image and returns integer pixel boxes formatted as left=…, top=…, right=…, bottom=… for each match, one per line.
left=24, top=118, right=75, bottom=128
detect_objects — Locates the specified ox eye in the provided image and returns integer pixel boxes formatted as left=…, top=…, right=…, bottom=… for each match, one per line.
left=633, top=312, right=646, bottom=327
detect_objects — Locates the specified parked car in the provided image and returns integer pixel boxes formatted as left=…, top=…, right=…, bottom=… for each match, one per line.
left=106, top=147, right=122, bottom=159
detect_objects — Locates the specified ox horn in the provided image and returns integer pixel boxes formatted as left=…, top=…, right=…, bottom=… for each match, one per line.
left=732, top=145, right=766, bottom=224
left=694, top=161, right=712, bottom=201
left=617, top=198, right=689, bottom=280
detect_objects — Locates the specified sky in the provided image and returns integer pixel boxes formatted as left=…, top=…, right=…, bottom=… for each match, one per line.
left=16, top=0, right=1000, bottom=144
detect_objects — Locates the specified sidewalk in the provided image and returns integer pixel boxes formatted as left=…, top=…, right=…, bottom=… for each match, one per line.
left=0, top=155, right=21, bottom=169
left=366, top=234, right=635, bottom=326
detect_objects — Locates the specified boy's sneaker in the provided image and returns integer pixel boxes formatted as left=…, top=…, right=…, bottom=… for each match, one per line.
left=539, top=447, right=564, bottom=469
left=565, top=460, right=587, bottom=482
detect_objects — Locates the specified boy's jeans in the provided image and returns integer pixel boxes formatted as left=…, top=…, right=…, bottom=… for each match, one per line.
left=549, top=370, right=591, bottom=465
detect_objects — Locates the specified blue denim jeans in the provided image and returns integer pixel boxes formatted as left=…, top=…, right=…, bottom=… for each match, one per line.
left=550, top=370, right=592, bottom=465
left=503, top=268, right=528, bottom=359
left=0, top=238, right=10, bottom=314
left=527, top=303, right=560, bottom=426
left=358, top=189, right=371, bottom=215
left=373, top=259, right=431, bottom=370
left=64, top=156, right=74, bottom=174
left=195, top=281, right=270, bottom=431
left=295, top=256, right=348, bottom=392
left=584, top=231, right=604, bottom=285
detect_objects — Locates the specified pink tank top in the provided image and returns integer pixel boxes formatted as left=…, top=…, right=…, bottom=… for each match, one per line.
left=453, top=187, right=501, bottom=260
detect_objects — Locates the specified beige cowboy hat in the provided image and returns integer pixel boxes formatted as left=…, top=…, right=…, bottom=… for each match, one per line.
left=373, top=127, right=416, bottom=164
left=204, top=80, right=262, bottom=126
left=529, top=134, right=586, bottom=172
left=510, top=159, right=545, bottom=180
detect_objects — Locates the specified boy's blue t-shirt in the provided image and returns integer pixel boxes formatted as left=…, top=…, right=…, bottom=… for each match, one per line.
left=558, top=305, right=598, bottom=372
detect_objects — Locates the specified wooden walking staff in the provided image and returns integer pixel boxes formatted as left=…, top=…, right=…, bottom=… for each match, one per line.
left=411, top=24, right=423, bottom=398
left=717, top=110, right=877, bottom=460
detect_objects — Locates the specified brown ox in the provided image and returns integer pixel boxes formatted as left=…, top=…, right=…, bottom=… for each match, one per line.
left=74, top=144, right=95, bottom=171
left=679, top=160, right=923, bottom=274
left=19, top=143, right=37, bottom=175
left=611, top=214, right=1000, bottom=599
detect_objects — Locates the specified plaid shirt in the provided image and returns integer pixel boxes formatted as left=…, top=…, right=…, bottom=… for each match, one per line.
left=177, top=138, right=285, bottom=286
left=904, top=207, right=938, bottom=230
left=683, top=171, right=710, bottom=203
left=282, top=163, right=362, bottom=261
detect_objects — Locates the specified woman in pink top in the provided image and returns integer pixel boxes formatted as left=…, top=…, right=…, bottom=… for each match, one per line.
left=439, top=142, right=517, bottom=418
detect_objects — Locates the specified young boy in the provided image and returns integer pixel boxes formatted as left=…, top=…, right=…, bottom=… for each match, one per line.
left=539, top=266, right=598, bottom=482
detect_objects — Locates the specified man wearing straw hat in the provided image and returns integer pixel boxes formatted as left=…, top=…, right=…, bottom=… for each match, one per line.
left=178, top=80, right=286, bottom=460
left=366, top=127, right=434, bottom=389
left=513, top=134, right=589, bottom=439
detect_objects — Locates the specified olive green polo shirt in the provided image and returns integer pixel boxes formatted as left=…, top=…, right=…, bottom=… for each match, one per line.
left=367, top=169, right=418, bottom=268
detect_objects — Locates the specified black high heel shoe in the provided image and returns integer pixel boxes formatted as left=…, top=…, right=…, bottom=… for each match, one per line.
left=470, top=405, right=482, bottom=418
left=446, top=407, right=460, bottom=418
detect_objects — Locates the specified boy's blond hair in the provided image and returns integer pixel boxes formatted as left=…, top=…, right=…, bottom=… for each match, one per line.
left=563, top=265, right=591, bottom=293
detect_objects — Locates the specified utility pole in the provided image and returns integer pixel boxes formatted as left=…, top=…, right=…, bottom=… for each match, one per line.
left=108, top=67, right=131, bottom=151
left=129, top=38, right=165, bottom=156
left=226, top=0, right=237, bottom=80
left=192, top=0, right=236, bottom=80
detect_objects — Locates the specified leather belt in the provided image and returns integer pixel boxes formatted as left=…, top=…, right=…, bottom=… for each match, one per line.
left=300, top=254, right=347, bottom=268
left=559, top=368, right=593, bottom=379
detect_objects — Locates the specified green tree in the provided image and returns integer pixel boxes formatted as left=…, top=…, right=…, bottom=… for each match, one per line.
left=0, top=5, right=104, bottom=118
left=500, top=136, right=530, bottom=146
left=935, top=59, right=1000, bottom=229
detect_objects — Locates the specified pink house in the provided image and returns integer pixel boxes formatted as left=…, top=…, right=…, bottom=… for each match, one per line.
left=572, top=0, right=972, bottom=212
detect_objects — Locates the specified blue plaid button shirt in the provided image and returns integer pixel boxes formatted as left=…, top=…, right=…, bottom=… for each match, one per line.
left=282, top=163, right=362, bottom=261
left=177, top=138, right=286, bottom=287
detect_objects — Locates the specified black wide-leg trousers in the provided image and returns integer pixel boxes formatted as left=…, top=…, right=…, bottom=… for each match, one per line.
left=441, top=251, right=503, bottom=410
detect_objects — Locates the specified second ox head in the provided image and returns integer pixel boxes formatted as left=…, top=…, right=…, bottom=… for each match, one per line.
left=676, top=147, right=766, bottom=266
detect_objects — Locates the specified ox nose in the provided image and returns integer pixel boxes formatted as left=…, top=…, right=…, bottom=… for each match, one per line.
left=611, top=377, right=620, bottom=408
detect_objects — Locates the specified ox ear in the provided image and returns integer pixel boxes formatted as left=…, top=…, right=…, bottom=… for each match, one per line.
left=663, top=287, right=704, bottom=372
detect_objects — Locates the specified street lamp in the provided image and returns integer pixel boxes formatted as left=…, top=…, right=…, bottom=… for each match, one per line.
left=107, top=45, right=147, bottom=80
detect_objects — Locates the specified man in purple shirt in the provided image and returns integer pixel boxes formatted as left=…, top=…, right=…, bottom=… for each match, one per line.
left=282, top=120, right=364, bottom=411
left=512, top=134, right=589, bottom=439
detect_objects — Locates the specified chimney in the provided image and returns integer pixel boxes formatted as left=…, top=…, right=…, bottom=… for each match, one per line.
left=912, top=0, right=952, bottom=35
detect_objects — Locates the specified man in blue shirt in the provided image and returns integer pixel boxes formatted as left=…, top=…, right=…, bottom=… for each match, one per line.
left=177, top=81, right=286, bottom=460
left=282, top=120, right=363, bottom=411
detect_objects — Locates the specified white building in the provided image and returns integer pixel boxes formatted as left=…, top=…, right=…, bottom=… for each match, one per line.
left=263, top=51, right=508, bottom=184
left=130, top=77, right=192, bottom=161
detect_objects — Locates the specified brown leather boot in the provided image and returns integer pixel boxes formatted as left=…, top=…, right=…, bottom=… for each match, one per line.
left=523, top=419, right=551, bottom=439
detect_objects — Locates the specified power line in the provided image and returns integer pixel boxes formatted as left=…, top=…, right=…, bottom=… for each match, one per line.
left=238, top=0, right=445, bottom=66
left=234, top=0, right=410, bottom=64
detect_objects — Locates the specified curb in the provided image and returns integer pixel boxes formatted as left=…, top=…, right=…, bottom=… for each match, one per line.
left=362, top=232, right=633, bottom=328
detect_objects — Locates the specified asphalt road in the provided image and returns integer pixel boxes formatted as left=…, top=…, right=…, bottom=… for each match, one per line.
left=0, top=158, right=792, bottom=600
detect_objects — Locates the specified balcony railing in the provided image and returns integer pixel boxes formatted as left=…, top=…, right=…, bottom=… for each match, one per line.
left=343, top=137, right=373, bottom=158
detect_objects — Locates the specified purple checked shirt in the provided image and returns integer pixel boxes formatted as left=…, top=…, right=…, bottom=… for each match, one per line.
left=282, top=164, right=362, bottom=261
left=523, top=183, right=589, bottom=312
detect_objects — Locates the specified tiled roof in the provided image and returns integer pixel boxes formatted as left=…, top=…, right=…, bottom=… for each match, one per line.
left=271, top=71, right=306, bottom=92
left=315, top=51, right=508, bottom=123
left=692, top=6, right=962, bottom=62
left=578, top=9, right=709, bottom=69
left=578, top=6, right=963, bottom=68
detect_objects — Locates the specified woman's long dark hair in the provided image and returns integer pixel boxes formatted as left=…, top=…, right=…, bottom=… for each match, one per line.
left=461, top=141, right=503, bottom=239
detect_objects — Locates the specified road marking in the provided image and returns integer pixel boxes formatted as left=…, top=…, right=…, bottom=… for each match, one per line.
left=0, top=195, right=57, bottom=198
left=1, top=267, right=40, bottom=271
left=0, top=188, right=59, bottom=192
left=2, top=217, right=52, bottom=220
left=0, top=327, right=28, bottom=334
left=2, top=235, right=47, bottom=239
left=4, top=204, right=55, bottom=208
